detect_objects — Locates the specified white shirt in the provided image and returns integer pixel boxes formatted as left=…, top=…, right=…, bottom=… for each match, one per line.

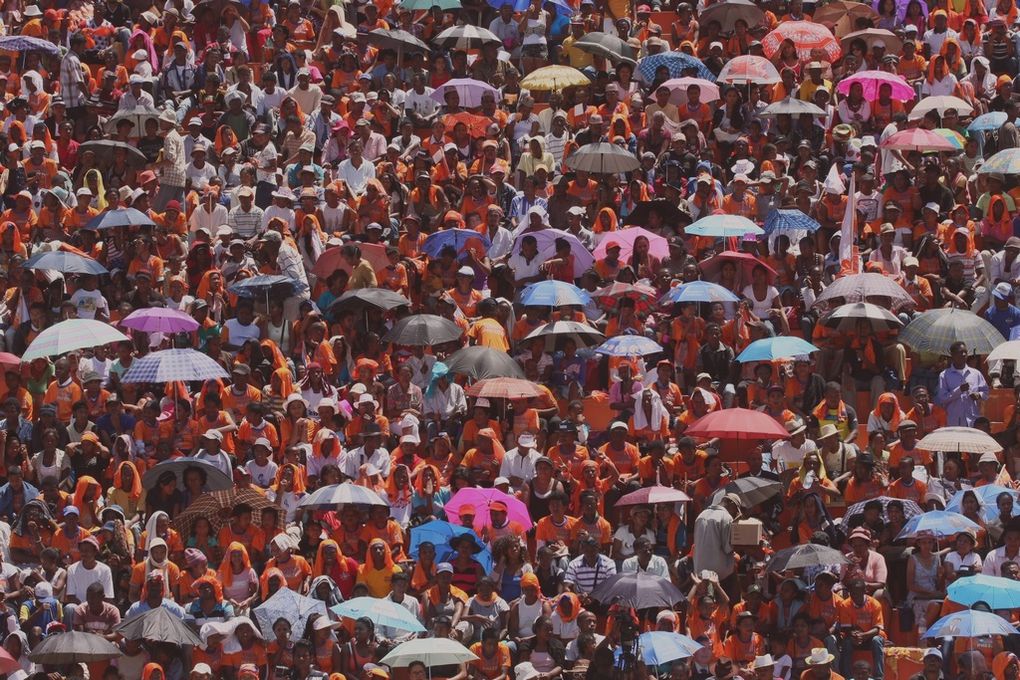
left=499, top=448, right=542, bottom=485
left=337, top=158, right=376, bottom=197
left=69, top=289, right=109, bottom=320
left=254, top=142, right=279, bottom=183
left=66, top=560, right=114, bottom=600
left=185, top=161, right=217, bottom=191
left=404, top=88, right=439, bottom=117
left=289, top=84, right=323, bottom=115
left=772, top=439, right=819, bottom=471
left=424, top=383, right=467, bottom=421
left=620, top=553, right=670, bottom=578
left=119, top=90, right=155, bottom=111
left=195, top=449, right=232, bottom=477
left=341, top=446, right=392, bottom=479
left=485, top=226, right=515, bottom=261
left=223, top=318, right=261, bottom=347
left=188, top=203, right=228, bottom=234
left=507, top=251, right=543, bottom=283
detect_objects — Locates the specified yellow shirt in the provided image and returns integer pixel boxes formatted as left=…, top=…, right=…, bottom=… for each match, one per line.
left=356, top=565, right=401, bottom=597
left=348, top=259, right=378, bottom=289
left=798, top=79, right=832, bottom=103
left=562, top=35, right=594, bottom=69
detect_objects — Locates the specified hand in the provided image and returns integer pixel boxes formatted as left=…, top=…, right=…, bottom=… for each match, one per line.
left=960, top=382, right=970, bottom=392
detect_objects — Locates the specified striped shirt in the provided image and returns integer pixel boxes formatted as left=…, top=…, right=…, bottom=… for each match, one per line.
left=59, top=51, right=86, bottom=108
left=564, top=553, right=617, bottom=594
left=227, top=205, right=265, bottom=239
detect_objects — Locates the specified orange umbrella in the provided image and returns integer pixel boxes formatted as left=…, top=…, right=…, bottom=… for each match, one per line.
left=443, top=111, right=492, bottom=138
left=312, top=242, right=390, bottom=278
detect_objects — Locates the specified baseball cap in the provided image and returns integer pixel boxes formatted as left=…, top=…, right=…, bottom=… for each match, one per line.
left=436, top=562, right=454, bottom=574
left=994, top=282, right=1013, bottom=300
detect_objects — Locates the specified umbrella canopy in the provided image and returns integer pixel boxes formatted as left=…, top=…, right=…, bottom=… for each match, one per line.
left=948, top=575, right=1020, bottom=610
left=699, top=0, right=766, bottom=31
left=430, top=78, right=501, bottom=108
left=104, top=106, right=162, bottom=138
left=141, top=458, right=234, bottom=491
left=465, top=378, right=542, bottom=400
left=116, top=606, right=203, bottom=646
left=432, top=24, right=500, bottom=49
left=590, top=282, right=659, bottom=314
left=297, top=482, right=387, bottom=510
left=686, top=214, right=764, bottom=238
left=572, top=32, right=636, bottom=62
left=589, top=572, right=686, bottom=609
left=617, top=485, right=691, bottom=506
left=382, top=314, right=464, bottom=346
left=765, top=544, right=848, bottom=572
left=368, top=28, right=430, bottom=54
left=900, top=308, right=1005, bottom=356
left=121, top=348, right=230, bottom=383
left=511, top=229, right=594, bottom=278
left=663, top=77, right=720, bottom=104
left=709, top=477, right=783, bottom=508
left=0, top=647, right=20, bottom=675
left=0, top=35, right=61, bottom=54
left=409, top=519, right=495, bottom=572
left=716, top=55, right=781, bottom=85
left=909, top=95, right=973, bottom=120
left=313, top=243, right=390, bottom=279
left=814, top=0, right=879, bottom=25
left=969, top=112, right=1010, bottom=133
left=24, top=251, right=108, bottom=275
left=926, top=610, right=1017, bottom=639
left=523, top=320, right=606, bottom=349
left=840, top=496, right=924, bottom=528
left=28, top=632, right=122, bottom=664
left=486, top=0, right=573, bottom=10
left=382, top=638, right=479, bottom=668
left=254, top=588, right=328, bottom=642
left=638, top=52, right=715, bottom=82
left=880, top=128, right=959, bottom=152
left=988, top=340, right=1020, bottom=363
left=444, top=346, right=526, bottom=379
left=736, top=337, right=820, bottom=363
left=330, top=288, right=411, bottom=313
left=698, top=251, right=777, bottom=285
left=660, top=281, right=741, bottom=306
left=520, top=65, right=590, bottom=91
left=593, top=227, right=669, bottom=261
left=228, top=274, right=299, bottom=298
left=595, top=335, right=664, bottom=357
left=935, top=127, right=966, bottom=149
left=445, top=487, right=533, bottom=530
left=840, top=28, right=902, bottom=53
left=332, top=598, right=426, bottom=633
left=947, top=486, right=1020, bottom=523
left=763, top=208, right=821, bottom=234
left=565, top=142, right=641, bottom=174
left=405, top=0, right=462, bottom=9
left=762, top=21, right=841, bottom=61
left=811, top=272, right=913, bottom=311
left=171, top=488, right=280, bottom=537
left=836, top=70, right=914, bottom=101
left=639, top=632, right=704, bottom=666
left=520, top=281, right=591, bottom=307
left=979, top=148, right=1020, bottom=175
left=79, top=139, right=148, bottom=168
left=121, top=308, right=199, bottom=334
left=23, top=319, right=130, bottom=361
left=894, top=510, right=981, bottom=540
left=85, top=207, right=157, bottom=230
left=760, top=97, right=827, bottom=117
left=916, top=426, right=1003, bottom=454
left=686, top=408, right=790, bottom=440
left=623, top=200, right=691, bottom=227
left=819, top=302, right=903, bottom=332
left=422, top=228, right=491, bottom=259
left=0, top=352, right=20, bottom=369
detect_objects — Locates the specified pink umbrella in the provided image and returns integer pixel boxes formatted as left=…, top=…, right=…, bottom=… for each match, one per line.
left=699, top=250, right=777, bottom=285
left=762, top=21, right=841, bottom=62
left=121, top=308, right=200, bottom=334
left=445, top=487, right=533, bottom=531
left=663, top=77, right=720, bottom=105
left=836, top=70, right=915, bottom=101
left=879, top=128, right=959, bottom=152
left=717, top=55, right=781, bottom=85
left=593, top=227, right=669, bottom=261
left=616, top=485, right=692, bottom=507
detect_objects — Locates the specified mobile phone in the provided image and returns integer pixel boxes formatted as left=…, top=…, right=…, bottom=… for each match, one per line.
left=274, top=666, right=289, bottom=679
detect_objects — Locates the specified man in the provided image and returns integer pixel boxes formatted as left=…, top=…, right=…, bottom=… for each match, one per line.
left=772, top=419, right=818, bottom=475
left=838, top=579, right=885, bottom=678
left=983, top=523, right=1020, bottom=575
left=621, top=536, right=669, bottom=577
left=692, top=493, right=742, bottom=596
left=60, top=34, right=88, bottom=135
left=64, top=536, right=114, bottom=625
left=227, top=186, right=264, bottom=239
left=155, top=109, right=187, bottom=211
left=195, top=430, right=232, bottom=477
left=564, top=534, right=616, bottom=595
left=499, top=432, right=541, bottom=492
left=259, top=230, right=310, bottom=320
left=936, top=341, right=989, bottom=426
left=73, top=581, right=120, bottom=638
left=804, top=648, right=843, bottom=680
left=908, top=648, right=944, bottom=680
left=986, top=282, right=1020, bottom=387
left=341, top=423, right=391, bottom=480
left=125, top=572, right=186, bottom=619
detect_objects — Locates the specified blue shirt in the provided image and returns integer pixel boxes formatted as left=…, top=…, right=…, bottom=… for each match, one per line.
left=936, top=364, right=989, bottom=427
left=124, top=599, right=187, bottom=620
left=986, top=302, right=1020, bottom=339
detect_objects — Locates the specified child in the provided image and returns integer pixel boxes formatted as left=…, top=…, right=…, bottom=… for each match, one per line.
left=768, top=630, right=794, bottom=680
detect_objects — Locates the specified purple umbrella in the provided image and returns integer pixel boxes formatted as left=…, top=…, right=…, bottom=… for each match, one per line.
left=872, top=0, right=926, bottom=22
left=429, top=78, right=501, bottom=108
left=120, top=308, right=199, bottom=334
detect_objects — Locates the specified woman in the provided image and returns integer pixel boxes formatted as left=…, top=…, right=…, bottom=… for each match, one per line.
left=867, top=393, right=905, bottom=442
left=411, top=541, right=439, bottom=596
left=107, top=460, right=144, bottom=524
left=186, top=516, right=221, bottom=565
left=3, top=630, right=33, bottom=680
left=518, top=0, right=550, bottom=75
left=837, top=82, right=872, bottom=128
left=491, top=535, right=533, bottom=603
left=218, top=542, right=259, bottom=615
left=628, top=234, right=662, bottom=280
left=268, top=463, right=306, bottom=524
left=29, top=429, right=70, bottom=489
left=741, top=265, right=781, bottom=336
left=521, top=616, right=564, bottom=679
left=874, top=0, right=901, bottom=29
left=921, top=55, right=959, bottom=97
left=905, top=531, right=946, bottom=637
left=71, top=476, right=103, bottom=530
left=612, top=507, right=655, bottom=562
left=269, top=617, right=295, bottom=670
left=449, top=535, right=486, bottom=596
left=313, top=539, right=359, bottom=600
left=789, top=492, right=839, bottom=547
left=386, top=464, right=414, bottom=528
left=338, top=616, right=377, bottom=678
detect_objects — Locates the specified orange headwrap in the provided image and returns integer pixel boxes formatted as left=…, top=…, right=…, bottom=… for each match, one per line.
left=72, top=476, right=101, bottom=514
left=261, top=340, right=289, bottom=372
left=260, top=566, right=287, bottom=599
left=413, top=464, right=442, bottom=496
left=142, top=663, right=165, bottom=680
left=871, top=392, right=903, bottom=432
left=594, top=207, right=619, bottom=235
left=273, top=463, right=307, bottom=495
left=556, top=592, right=582, bottom=623
left=218, top=541, right=252, bottom=588
left=993, top=652, right=1020, bottom=680
left=313, top=539, right=352, bottom=577
left=386, top=464, right=413, bottom=505
left=191, top=574, right=224, bottom=601
left=273, top=366, right=296, bottom=399
left=362, top=538, right=395, bottom=571
left=113, top=461, right=142, bottom=501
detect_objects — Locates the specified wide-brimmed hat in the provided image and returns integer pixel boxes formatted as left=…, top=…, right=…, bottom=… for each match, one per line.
left=805, top=649, right=836, bottom=666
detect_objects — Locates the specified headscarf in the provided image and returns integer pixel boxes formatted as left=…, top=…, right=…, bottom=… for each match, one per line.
left=386, top=464, right=413, bottom=505
left=192, top=574, right=224, bottom=601
left=273, top=366, right=296, bottom=399
left=361, top=538, right=395, bottom=572
left=426, top=362, right=449, bottom=398
left=214, top=125, right=239, bottom=156
left=196, top=268, right=225, bottom=299
left=113, top=461, right=142, bottom=501
left=595, top=207, right=619, bottom=235
left=633, top=388, right=668, bottom=432
left=129, top=29, right=160, bottom=71
left=871, top=392, right=904, bottom=432
left=260, top=566, right=287, bottom=599
left=556, top=592, right=582, bottom=623
left=143, top=538, right=172, bottom=597
left=5, top=630, right=32, bottom=676
left=261, top=340, right=289, bottom=372
left=313, top=539, right=352, bottom=577
left=71, top=476, right=102, bottom=516
left=83, top=169, right=108, bottom=210
left=993, top=652, right=1020, bottom=680
left=273, top=463, right=307, bottom=495
left=12, top=499, right=52, bottom=536
left=798, top=452, right=830, bottom=483
left=218, top=541, right=253, bottom=588
left=414, top=464, right=443, bottom=496
left=0, top=221, right=23, bottom=255
left=309, top=575, right=344, bottom=608
left=142, top=662, right=164, bottom=680
left=440, top=210, right=466, bottom=230
left=144, top=511, right=170, bottom=550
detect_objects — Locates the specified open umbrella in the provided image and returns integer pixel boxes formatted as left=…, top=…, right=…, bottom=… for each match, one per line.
left=660, top=281, right=740, bottom=306
left=595, top=335, right=664, bottom=357
left=762, top=21, right=841, bottom=61
left=819, top=302, right=902, bottom=332
left=121, top=308, right=199, bottom=334
left=28, top=632, right=122, bottom=664
left=432, top=24, right=500, bottom=49
left=623, top=200, right=691, bottom=227
left=935, top=127, right=966, bottom=150
left=405, top=0, right=462, bottom=9
left=880, top=128, right=959, bottom=152
left=520, top=65, right=590, bottom=91
left=709, top=477, right=783, bottom=507
left=445, top=487, right=533, bottom=530
left=947, top=486, right=1020, bottom=523
left=0, top=646, right=20, bottom=675
left=383, top=315, right=464, bottom=346
left=836, top=70, right=914, bottom=101
left=988, top=340, right=1020, bottom=363
left=0, top=353, right=20, bottom=369
left=716, top=55, right=781, bottom=85
left=227, top=274, right=298, bottom=299
left=121, top=348, right=230, bottom=383
left=814, top=0, right=879, bottom=26
left=141, top=458, right=234, bottom=491
left=840, top=28, right=902, bottom=53
left=172, top=488, right=280, bottom=537
left=663, top=77, right=720, bottom=104
left=444, top=346, right=525, bottom=379
left=617, top=485, right=691, bottom=506
left=511, top=229, right=594, bottom=277
left=895, top=510, right=981, bottom=540
left=760, top=97, right=827, bottom=117
left=593, top=227, right=669, bottom=261
left=24, top=251, right=108, bottom=275
left=0, top=35, right=60, bottom=55
left=763, top=208, right=821, bottom=234
left=736, top=337, right=820, bottom=362
left=840, top=496, right=923, bottom=528
left=765, top=544, right=848, bottom=572
left=520, top=281, right=591, bottom=307
left=590, top=572, right=685, bottom=609
left=639, top=632, right=704, bottom=666
left=382, top=638, right=479, bottom=668
left=925, top=610, right=1017, bottom=639
left=422, top=229, right=491, bottom=259
left=686, top=408, right=789, bottom=440
left=333, top=598, right=426, bottom=633
left=916, top=427, right=1003, bottom=454
left=572, top=32, right=636, bottom=62
left=312, top=243, right=390, bottom=279
left=638, top=52, right=715, bottom=83
left=969, top=112, right=1010, bottom=133
left=948, top=575, right=1020, bottom=610
left=330, top=288, right=411, bottom=313
left=698, top=0, right=766, bottom=31
left=116, top=606, right=203, bottom=646
left=104, top=106, right=162, bottom=138
left=23, top=319, right=130, bottom=361
left=79, top=139, right=148, bottom=168
left=909, top=95, right=973, bottom=120
left=811, top=272, right=913, bottom=310
left=85, top=207, right=157, bottom=230
left=565, top=142, right=641, bottom=174
left=254, top=588, right=328, bottom=642
left=590, top=282, right=659, bottom=313
left=297, top=482, right=387, bottom=510
left=523, top=320, right=605, bottom=349
left=465, top=378, right=542, bottom=400
left=685, top=214, right=763, bottom=238
left=409, top=520, right=495, bottom=572
left=979, top=148, right=1020, bottom=175
left=699, top=251, right=777, bottom=285
left=430, top=78, right=501, bottom=108
left=900, top=308, right=1005, bottom=356
left=368, top=28, right=429, bottom=55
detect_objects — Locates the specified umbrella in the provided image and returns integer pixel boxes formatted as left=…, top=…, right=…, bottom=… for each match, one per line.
left=121, top=348, right=230, bottom=383
left=368, top=28, right=429, bottom=55
left=121, top=308, right=199, bottom=334
left=104, top=106, right=162, bottom=137
left=0, top=35, right=60, bottom=55
left=572, top=32, right=636, bottom=63
left=699, top=0, right=766, bottom=31
left=383, top=315, right=464, bottom=346
left=486, top=0, right=574, bottom=11
left=595, top=335, right=664, bottom=357
left=297, top=482, right=387, bottom=510
left=432, top=24, right=500, bottom=49
left=443, top=110, right=493, bottom=139
left=520, top=281, right=591, bottom=307
left=227, top=274, right=299, bottom=299
left=115, top=606, right=203, bottom=646
left=765, top=544, right=848, bottom=572
left=879, top=128, right=959, bottom=152
left=430, top=78, right=501, bottom=108
left=0, top=352, right=20, bottom=369
left=663, top=77, right=720, bottom=105
left=637, top=52, right=715, bottom=83
left=312, top=243, right=390, bottom=279
left=523, top=320, right=605, bottom=349
left=85, top=207, right=157, bottom=230
left=699, top=251, right=777, bottom=285
left=814, top=0, right=879, bottom=26
left=899, top=308, right=1005, bottom=356
left=405, top=0, right=461, bottom=9
left=511, top=229, right=594, bottom=277
left=819, top=302, right=903, bottom=332
left=422, top=229, right=491, bottom=259
left=895, top=510, right=981, bottom=540
left=687, top=408, right=790, bottom=440
left=24, top=250, right=108, bottom=276
left=716, top=55, right=781, bottom=85
left=590, top=282, right=660, bottom=314
left=836, top=70, right=914, bottom=101
left=617, top=485, right=691, bottom=506
left=736, top=337, right=820, bottom=363
left=28, top=632, right=122, bottom=664
left=623, top=200, right=690, bottom=227
left=926, top=610, right=1017, bottom=639
left=589, top=572, right=686, bottom=609
left=762, top=21, right=841, bottom=61
left=987, top=340, right=1020, bottom=363
left=254, top=588, right=328, bottom=642
left=840, top=28, right=902, bottom=53
left=79, top=139, right=148, bottom=168
left=444, top=346, right=526, bottom=379
left=445, top=487, right=533, bottom=530
left=639, top=632, right=704, bottom=666
left=935, top=127, right=966, bottom=150
left=660, top=281, right=740, bottom=306
left=686, top=214, right=764, bottom=238
left=811, top=272, right=913, bottom=310
left=23, top=319, right=130, bottom=361
left=520, top=65, right=590, bottom=91
left=969, top=112, right=1010, bottom=133
left=979, top=148, right=1020, bottom=175
left=0, top=647, right=20, bottom=675
left=948, top=575, right=1020, bottom=610
left=839, top=496, right=924, bottom=528
left=141, top=458, right=234, bottom=492
left=381, top=638, right=479, bottom=668
left=409, top=520, right=495, bottom=572
left=909, top=95, right=973, bottom=120
left=760, top=97, right=827, bottom=117
left=763, top=208, right=821, bottom=234
left=947, top=486, right=1020, bottom=523
left=594, top=227, right=669, bottom=261
left=330, top=289, right=411, bottom=313
left=332, top=598, right=426, bottom=633
left=465, top=378, right=542, bottom=400
left=172, top=488, right=280, bottom=537
left=916, top=427, right=1003, bottom=454
left=709, top=477, right=783, bottom=507
left=565, top=142, right=641, bottom=174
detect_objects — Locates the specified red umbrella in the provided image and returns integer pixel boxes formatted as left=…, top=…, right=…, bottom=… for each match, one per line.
left=312, top=243, right=390, bottom=279
left=761, top=21, right=841, bottom=62
left=685, top=408, right=790, bottom=440
left=0, top=352, right=21, bottom=369
left=617, top=485, right=692, bottom=507
left=879, top=128, right=959, bottom=152
left=591, top=282, right=659, bottom=313
left=698, top=250, right=777, bottom=285
left=465, top=378, right=542, bottom=400
left=0, top=646, right=19, bottom=675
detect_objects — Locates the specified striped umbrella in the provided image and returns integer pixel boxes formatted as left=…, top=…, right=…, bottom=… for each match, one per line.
left=880, top=128, right=959, bottom=151
left=978, top=148, right=1020, bottom=174
left=432, top=24, right=500, bottom=49
left=23, top=320, right=130, bottom=361
left=637, top=52, right=715, bottom=83
left=935, top=127, right=966, bottom=149
left=297, top=483, right=387, bottom=510
left=24, top=251, right=108, bottom=275
left=811, top=272, right=913, bottom=310
left=899, top=308, right=1005, bottom=356
left=465, top=378, right=543, bottom=399
left=520, top=65, right=590, bottom=91
left=591, top=282, right=659, bottom=313
left=595, top=335, right=664, bottom=357
left=716, top=55, right=780, bottom=85
left=763, top=208, right=820, bottom=234
left=663, top=77, right=720, bottom=104
left=121, top=348, right=230, bottom=383
left=659, top=281, right=740, bottom=306
left=917, top=427, right=1003, bottom=455
left=819, top=302, right=902, bottom=332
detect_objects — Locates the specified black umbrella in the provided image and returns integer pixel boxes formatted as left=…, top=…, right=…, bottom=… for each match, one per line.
left=589, top=572, right=685, bottom=610
left=698, top=0, right=766, bottom=31
left=765, top=544, right=848, bottom=573
left=368, top=28, right=429, bottom=59
left=838, top=496, right=924, bottom=529
left=115, top=606, right=203, bottom=646
left=79, top=140, right=148, bottom=169
left=329, top=288, right=411, bottom=313
left=565, top=142, right=641, bottom=175
left=709, top=477, right=782, bottom=508
left=383, top=314, right=464, bottom=346
left=433, top=25, right=501, bottom=50
left=623, top=200, right=690, bottom=227
left=141, top=457, right=233, bottom=492
left=28, top=632, right=122, bottom=664
left=444, top=346, right=526, bottom=380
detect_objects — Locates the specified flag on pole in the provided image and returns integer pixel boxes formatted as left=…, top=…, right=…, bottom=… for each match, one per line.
left=839, top=172, right=860, bottom=276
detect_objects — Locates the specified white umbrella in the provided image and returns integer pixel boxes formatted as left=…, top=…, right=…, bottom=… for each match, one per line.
left=908, top=95, right=974, bottom=120
left=987, top=340, right=1020, bottom=363
left=916, top=426, right=1003, bottom=454
left=253, top=588, right=328, bottom=642
left=297, top=482, right=387, bottom=510
left=381, top=638, right=478, bottom=668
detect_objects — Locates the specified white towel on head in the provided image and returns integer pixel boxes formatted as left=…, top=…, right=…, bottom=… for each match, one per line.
left=632, top=388, right=667, bottom=433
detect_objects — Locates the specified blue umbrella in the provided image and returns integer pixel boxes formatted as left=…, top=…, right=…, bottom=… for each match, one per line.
left=121, top=349, right=230, bottom=383
left=595, top=335, right=664, bottom=357
left=332, top=598, right=426, bottom=633
left=409, top=520, right=493, bottom=572
left=948, top=575, right=1020, bottom=611
left=894, top=510, right=981, bottom=540
left=968, top=112, right=1008, bottom=132
left=686, top=214, right=764, bottom=238
left=422, top=229, right=492, bottom=260
left=228, top=274, right=299, bottom=298
left=925, top=610, right=1017, bottom=639
left=659, top=281, right=740, bottom=306
left=486, top=0, right=574, bottom=12
left=637, top=52, right=715, bottom=83
left=520, top=281, right=591, bottom=307
left=0, top=36, right=61, bottom=55
left=24, top=251, right=108, bottom=276
left=736, top=337, right=820, bottom=363
left=637, top=632, right=704, bottom=666
left=763, top=208, right=821, bottom=234
left=946, top=485, right=1020, bottom=523
left=85, top=208, right=157, bottom=230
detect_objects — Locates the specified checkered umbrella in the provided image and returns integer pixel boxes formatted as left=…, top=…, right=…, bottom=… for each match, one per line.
left=638, top=52, right=715, bottom=83
left=121, top=348, right=229, bottom=383
left=23, top=319, right=130, bottom=361
left=899, top=308, right=1005, bottom=356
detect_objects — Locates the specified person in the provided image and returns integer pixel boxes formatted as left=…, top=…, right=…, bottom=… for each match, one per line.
left=936, top=342, right=990, bottom=427
left=692, top=493, right=742, bottom=597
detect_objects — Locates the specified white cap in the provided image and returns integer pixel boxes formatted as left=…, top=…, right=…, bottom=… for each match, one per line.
left=252, top=437, right=272, bottom=450
left=518, top=432, right=537, bottom=448
left=494, top=476, right=511, bottom=486
left=202, top=429, right=224, bottom=441
left=357, top=393, right=376, bottom=406
left=400, top=434, right=421, bottom=445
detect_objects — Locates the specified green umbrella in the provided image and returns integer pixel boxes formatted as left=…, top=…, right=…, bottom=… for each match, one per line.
left=899, top=308, right=1005, bottom=356
left=23, top=319, right=130, bottom=361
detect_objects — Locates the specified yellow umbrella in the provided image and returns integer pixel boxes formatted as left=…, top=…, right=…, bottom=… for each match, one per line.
left=520, top=65, right=591, bottom=92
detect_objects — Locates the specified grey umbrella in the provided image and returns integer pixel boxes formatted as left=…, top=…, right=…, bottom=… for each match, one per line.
left=564, top=142, right=640, bottom=174
left=28, top=632, right=122, bottom=664
left=573, top=32, right=636, bottom=63
left=899, top=308, right=1006, bottom=356
left=329, top=288, right=412, bottom=313
left=79, top=139, right=148, bottom=169
left=819, top=302, right=903, bottom=332
left=444, top=346, right=526, bottom=380
left=759, top=97, right=827, bottom=117
left=698, top=0, right=766, bottom=31
left=710, top=477, right=783, bottom=508
left=141, top=457, right=234, bottom=492
left=368, top=28, right=429, bottom=66
left=104, top=106, right=162, bottom=138
left=766, top=544, right=848, bottom=572
left=433, top=25, right=501, bottom=50
left=383, top=314, right=464, bottom=346
left=115, top=606, right=203, bottom=646
left=589, top=572, right=686, bottom=609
